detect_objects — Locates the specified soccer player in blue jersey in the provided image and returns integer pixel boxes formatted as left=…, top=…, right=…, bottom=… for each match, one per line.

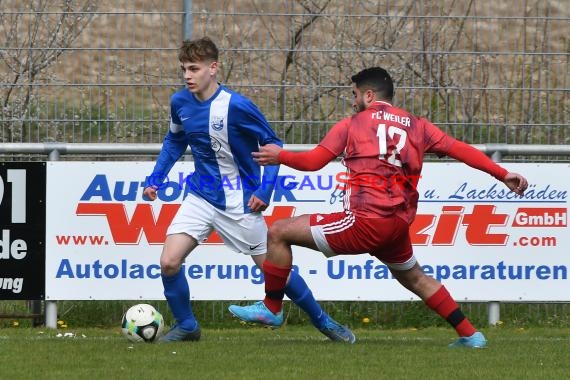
left=143, top=36, right=355, bottom=343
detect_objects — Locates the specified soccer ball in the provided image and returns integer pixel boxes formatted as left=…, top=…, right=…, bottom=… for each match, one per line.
left=121, top=304, right=165, bottom=343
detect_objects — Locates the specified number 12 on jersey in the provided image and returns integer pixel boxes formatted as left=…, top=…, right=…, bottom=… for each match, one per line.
left=377, top=123, right=407, bottom=167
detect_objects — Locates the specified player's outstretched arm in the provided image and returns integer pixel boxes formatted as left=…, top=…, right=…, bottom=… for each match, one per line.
left=445, top=140, right=528, bottom=196
left=253, top=144, right=336, bottom=171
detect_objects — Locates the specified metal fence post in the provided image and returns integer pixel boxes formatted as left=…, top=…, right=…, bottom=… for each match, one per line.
left=487, top=148, right=503, bottom=325
left=45, top=301, right=58, bottom=329
left=45, top=149, right=61, bottom=329
left=488, top=302, right=501, bottom=326
left=182, top=0, right=193, bottom=39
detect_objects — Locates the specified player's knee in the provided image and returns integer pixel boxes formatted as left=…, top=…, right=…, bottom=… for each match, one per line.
left=160, top=255, right=182, bottom=276
left=267, top=219, right=288, bottom=243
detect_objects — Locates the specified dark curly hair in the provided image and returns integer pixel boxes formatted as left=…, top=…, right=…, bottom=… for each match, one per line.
left=351, top=67, right=394, bottom=100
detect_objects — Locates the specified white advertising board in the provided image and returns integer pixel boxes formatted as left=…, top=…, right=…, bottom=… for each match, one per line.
left=45, top=162, right=569, bottom=301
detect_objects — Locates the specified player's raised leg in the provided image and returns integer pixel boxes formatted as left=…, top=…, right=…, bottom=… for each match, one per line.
left=229, top=215, right=355, bottom=343
left=391, top=262, right=487, bottom=348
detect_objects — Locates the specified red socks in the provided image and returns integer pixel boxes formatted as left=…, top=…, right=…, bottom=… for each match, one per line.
left=262, top=261, right=291, bottom=314
left=263, top=263, right=478, bottom=337
left=426, top=285, right=477, bottom=337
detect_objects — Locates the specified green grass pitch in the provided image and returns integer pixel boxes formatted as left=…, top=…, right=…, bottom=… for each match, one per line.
left=1, top=326, right=568, bottom=379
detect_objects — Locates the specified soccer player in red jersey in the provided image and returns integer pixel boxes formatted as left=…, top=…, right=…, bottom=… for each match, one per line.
left=229, top=67, right=528, bottom=347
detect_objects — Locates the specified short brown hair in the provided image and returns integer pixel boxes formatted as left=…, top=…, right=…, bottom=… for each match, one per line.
left=178, top=36, right=219, bottom=63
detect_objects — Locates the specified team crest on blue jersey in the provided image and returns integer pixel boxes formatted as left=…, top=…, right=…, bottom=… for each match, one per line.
left=211, top=116, right=224, bottom=131
left=210, top=137, right=222, bottom=152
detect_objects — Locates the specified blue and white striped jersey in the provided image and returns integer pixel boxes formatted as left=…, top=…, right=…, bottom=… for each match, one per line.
left=149, top=84, right=282, bottom=213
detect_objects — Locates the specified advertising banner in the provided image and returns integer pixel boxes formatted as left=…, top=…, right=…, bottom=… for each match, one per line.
left=45, top=162, right=568, bottom=301
left=0, top=162, right=46, bottom=300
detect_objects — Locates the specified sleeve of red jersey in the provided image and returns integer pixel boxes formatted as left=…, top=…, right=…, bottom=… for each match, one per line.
left=278, top=145, right=337, bottom=171
left=446, top=140, right=508, bottom=180
left=276, top=119, right=348, bottom=171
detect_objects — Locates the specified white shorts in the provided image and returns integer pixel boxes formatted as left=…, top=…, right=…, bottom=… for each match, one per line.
left=167, top=193, right=267, bottom=255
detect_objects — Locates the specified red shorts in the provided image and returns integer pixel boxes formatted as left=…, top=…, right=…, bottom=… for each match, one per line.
left=310, top=210, right=415, bottom=269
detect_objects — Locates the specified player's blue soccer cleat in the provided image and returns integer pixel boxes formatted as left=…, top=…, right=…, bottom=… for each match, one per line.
left=228, top=301, right=284, bottom=327
left=158, top=324, right=201, bottom=343
left=448, top=331, right=487, bottom=348
left=318, top=315, right=356, bottom=344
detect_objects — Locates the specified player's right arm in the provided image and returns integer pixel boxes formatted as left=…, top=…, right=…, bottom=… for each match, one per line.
left=252, top=144, right=336, bottom=171
left=252, top=118, right=349, bottom=171
left=145, top=127, right=187, bottom=197
left=144, top=102, right=188, bottom=200
left=144, top=127, right=187, bottom=200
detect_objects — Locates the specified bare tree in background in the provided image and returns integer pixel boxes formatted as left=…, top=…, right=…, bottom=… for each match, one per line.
left=216, top=0, right=478, bottom=143
left=0, top=0, right=97, bottom=142
left=1, top=1, right=561, bottom=145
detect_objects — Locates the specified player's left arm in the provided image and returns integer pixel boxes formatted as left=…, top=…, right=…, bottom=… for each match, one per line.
left=236, top=98, right=283, bottom=210
left=249, top=160, right=279, bottom=212
left=446, top=139, right=528, bottom=196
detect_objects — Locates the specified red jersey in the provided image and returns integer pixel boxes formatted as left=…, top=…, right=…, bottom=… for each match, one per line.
left=319, top=101, right=455, bottom=223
